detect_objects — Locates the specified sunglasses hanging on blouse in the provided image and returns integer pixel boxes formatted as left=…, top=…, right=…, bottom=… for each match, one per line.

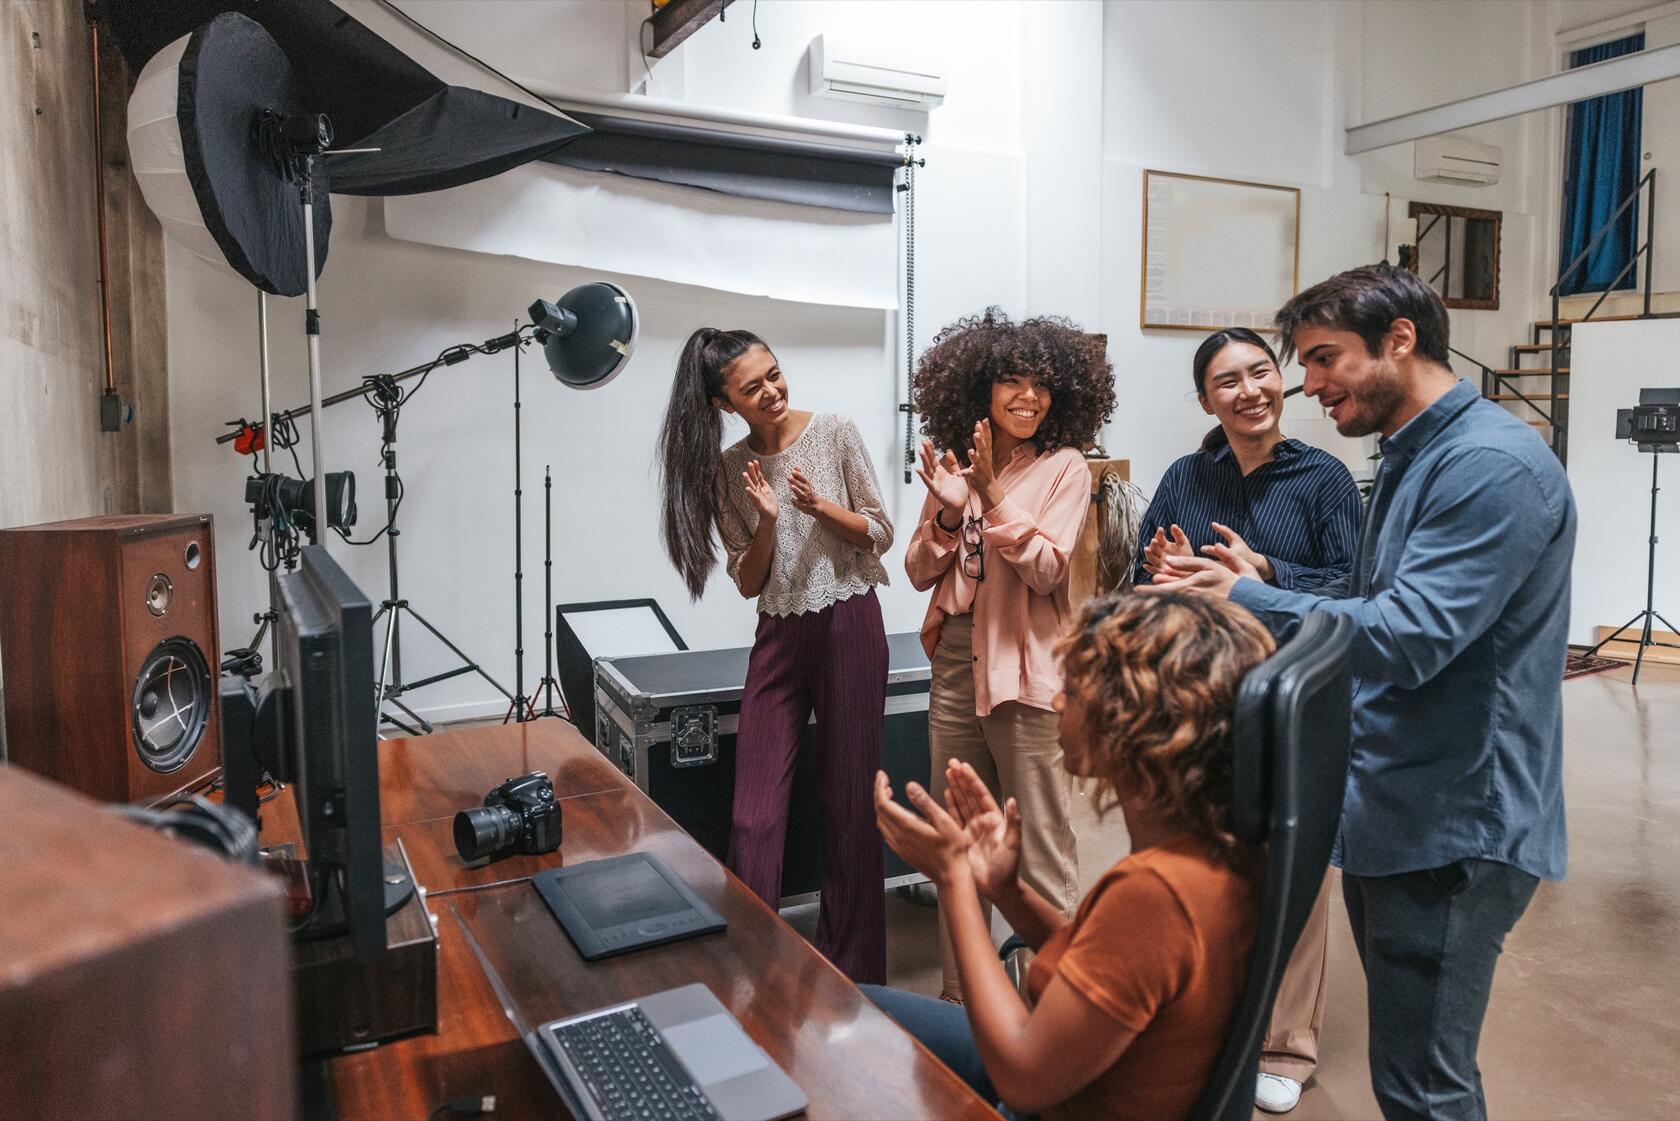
left=960, top=515, right=985, bottom=581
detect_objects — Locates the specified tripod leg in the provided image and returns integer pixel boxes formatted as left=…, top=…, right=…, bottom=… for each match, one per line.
left=1583, top=611, right=1646, bottom=659
left=379, top=710, right=426, bottom=739
left=387, top=695, right=434, bottom=735
left=377, top=602, right=399, bottom=702
left=1652, top=611, right=1680, bottom=643
left=403, top=604, right=517, bottom=702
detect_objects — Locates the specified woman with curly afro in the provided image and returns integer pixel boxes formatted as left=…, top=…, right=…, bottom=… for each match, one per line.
left=904, top=308, right=1116, bottom=1001
left=868, top=592, right=1269, bottom=1120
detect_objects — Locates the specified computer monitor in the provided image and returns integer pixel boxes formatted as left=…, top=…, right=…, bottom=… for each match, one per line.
left=223, top=545, right=401, bottom=961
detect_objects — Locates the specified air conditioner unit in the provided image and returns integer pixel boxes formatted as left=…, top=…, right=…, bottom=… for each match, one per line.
left=1414, top=135, right=1502, bottom=186
left=807, top=34, right=946, bottom=111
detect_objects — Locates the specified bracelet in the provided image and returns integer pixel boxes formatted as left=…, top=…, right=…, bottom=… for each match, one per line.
left=934, top=510, right=962, bottom=534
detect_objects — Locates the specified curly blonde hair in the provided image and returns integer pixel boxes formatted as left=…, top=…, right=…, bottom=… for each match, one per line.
left=1058, top=592, right=1274, bottom=864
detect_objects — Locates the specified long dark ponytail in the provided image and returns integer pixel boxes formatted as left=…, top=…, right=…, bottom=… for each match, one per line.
left=1192, top=328, right=1281, bottom=454
left=657, top=327, right=768, bottom=599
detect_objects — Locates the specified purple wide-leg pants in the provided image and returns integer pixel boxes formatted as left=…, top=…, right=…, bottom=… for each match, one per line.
left=726, top=588, right=888, bottom=984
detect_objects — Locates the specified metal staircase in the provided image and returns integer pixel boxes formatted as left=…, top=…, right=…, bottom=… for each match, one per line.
left=1454, top=169, right=1663, bottom=467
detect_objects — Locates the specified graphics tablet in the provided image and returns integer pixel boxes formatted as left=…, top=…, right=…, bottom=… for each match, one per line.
left=534, top=852, right=726, bottom=960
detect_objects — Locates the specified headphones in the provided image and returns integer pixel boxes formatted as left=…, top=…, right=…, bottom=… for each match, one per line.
left=111, top=793, right=261, bottom=864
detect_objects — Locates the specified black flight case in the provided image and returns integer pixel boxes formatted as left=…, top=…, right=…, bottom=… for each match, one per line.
left=591, top=632, right=932, bottom=901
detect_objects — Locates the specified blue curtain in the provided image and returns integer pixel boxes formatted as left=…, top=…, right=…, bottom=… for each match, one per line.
left=1558, top=33, right=1644, bottom=296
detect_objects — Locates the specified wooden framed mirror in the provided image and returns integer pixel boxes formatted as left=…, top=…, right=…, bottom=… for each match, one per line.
left=1408, top=202, right=1501, bottom=310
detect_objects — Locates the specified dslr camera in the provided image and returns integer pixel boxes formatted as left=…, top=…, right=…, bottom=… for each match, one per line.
left=453, top=771, right=561, bottom=862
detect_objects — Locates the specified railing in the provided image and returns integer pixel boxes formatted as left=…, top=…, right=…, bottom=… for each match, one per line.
left=1547, top=169, right=1658, bottom=464
left=1452, top=345, right=1555, bottom=427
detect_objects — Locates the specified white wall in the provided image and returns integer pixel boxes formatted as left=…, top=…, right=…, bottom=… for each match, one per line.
left=167, top=1, right=1046, bottom=724
left=1354, top=0, right=1548, bottom=366
left=1564, top=319, right=1680, bottom=646
left=1099, top=0, right=1379, bottom=495
left=162, top=0, right=1616, bottom=724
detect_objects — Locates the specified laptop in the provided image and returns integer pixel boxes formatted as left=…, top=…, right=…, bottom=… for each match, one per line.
left=456, top=904, right=807, bottom=1121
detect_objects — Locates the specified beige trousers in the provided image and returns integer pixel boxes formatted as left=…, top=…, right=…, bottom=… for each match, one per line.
left=1260, top=869, right=1335, bottom=1081
left=928, top=615, right=1080, bottom=998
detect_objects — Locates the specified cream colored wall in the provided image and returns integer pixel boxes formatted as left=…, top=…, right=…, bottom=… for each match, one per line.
left=0, top=4, right=171, bottom=530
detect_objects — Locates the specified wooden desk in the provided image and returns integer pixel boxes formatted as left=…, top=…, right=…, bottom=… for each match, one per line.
left=262, top=721, right=996, bottom=1120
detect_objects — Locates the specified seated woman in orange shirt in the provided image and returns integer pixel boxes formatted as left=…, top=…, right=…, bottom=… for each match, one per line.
left=869, top=592, right=1271, bottom=1121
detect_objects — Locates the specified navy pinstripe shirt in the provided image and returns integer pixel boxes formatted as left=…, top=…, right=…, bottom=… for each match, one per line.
left=1133, top=437, right=1363, bottom=591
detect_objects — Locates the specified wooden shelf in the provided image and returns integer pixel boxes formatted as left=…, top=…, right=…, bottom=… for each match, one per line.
left=644, top=0, right=733, bottom=59
left=1489, top=393, right=1567, bottom=401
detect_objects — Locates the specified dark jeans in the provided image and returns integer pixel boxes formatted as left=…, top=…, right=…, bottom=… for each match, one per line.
left=860, top=986, right=1003, bottom=1108
left=1343, top=859, right=1539, bottom=1121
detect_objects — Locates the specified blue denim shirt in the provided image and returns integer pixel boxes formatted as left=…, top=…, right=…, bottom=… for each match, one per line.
left=1231, top=380, right=1574, bottom=880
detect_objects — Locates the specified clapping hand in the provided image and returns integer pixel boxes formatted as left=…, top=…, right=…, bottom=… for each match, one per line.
left=942, top=760, right=1021, bottom=901
left=1201, top=521, right=1268, bottom=581
left=788, top=468, right=824, bottom=517
left=1137, top=553, right=1241, bottom=599
left=874, top=771, right=972, bottom=888
left=1142, top=524, right=1194, bottom=577
left=965, top=420, right=1005, bottom=510
left=742, top=461, right=778, bottom=523
left=915, top=438, right=970, bottom=517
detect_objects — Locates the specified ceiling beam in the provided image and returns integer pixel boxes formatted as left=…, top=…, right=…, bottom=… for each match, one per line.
left=644, top=0, right=734, bottom=60
left=1346, top=42, right=1680, bottom=154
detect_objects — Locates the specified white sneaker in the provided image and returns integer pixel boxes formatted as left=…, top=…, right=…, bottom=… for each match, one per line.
left=1255, top=1073, right=1303, bottom=1113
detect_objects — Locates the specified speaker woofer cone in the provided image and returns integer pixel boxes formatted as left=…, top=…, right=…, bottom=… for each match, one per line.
left=131, top=637, right=212, bottom=774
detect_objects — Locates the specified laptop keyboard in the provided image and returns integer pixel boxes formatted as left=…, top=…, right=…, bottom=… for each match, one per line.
left=551, top=1005, right=721, bottom=1121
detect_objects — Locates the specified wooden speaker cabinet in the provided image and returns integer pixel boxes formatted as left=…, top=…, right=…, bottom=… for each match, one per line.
left=0, top=514, right=222, bottom=803
left=0, top=765, right=294, bottom=1120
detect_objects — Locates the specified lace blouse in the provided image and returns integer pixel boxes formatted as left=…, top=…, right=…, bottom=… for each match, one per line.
left=718, top=413, right=893, bottom=617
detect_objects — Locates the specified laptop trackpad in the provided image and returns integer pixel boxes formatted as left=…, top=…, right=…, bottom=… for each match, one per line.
left=663, top=1014, right=770, bottom=1085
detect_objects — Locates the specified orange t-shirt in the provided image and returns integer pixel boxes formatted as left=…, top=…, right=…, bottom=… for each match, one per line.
left=1025, top=835, right=1258, bottom=1121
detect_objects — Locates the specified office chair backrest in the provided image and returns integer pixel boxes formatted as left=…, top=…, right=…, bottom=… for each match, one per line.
left=1190, top=610, right=1354, bottom=1121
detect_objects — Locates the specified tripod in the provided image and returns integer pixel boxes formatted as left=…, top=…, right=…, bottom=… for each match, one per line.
left=1583, top=451, right=1680, bottom=685
left=364, top=378, right=516, bottom=735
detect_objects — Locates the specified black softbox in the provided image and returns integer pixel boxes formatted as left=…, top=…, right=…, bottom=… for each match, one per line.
left=101, top=0, right=590, bottom=198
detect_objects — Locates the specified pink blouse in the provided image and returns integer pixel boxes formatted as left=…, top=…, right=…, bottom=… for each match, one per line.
left=905, top=444, right=1091, bottom=716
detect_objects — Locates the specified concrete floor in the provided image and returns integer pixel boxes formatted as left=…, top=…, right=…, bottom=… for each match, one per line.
left=783, top=658, right=1680, bottom=1120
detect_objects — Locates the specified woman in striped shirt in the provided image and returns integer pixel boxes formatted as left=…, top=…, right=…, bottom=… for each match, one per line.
left=1134, top=326, right=1361, bottom=1115
left=1135, top=328, right=1361, bottom=594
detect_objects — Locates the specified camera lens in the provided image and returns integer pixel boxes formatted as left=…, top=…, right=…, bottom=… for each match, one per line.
left=453, top=804, right=520, bottom=862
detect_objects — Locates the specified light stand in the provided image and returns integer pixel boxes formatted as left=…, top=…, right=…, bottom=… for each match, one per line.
left=361, top=368, right=518, bottom=737
left=505, top=331, right=533, bottom=723
left=297, top=151, right=329, bottom=543
left=224, top=291, right=287, bottom=677
left=525, top=465, right=568, bottom=721
left=1582, top=451, right=1680, bottom=685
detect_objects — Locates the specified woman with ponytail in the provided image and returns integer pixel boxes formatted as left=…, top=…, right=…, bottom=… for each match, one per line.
left=656, top=328, right=894, bottom=983
left=1131, top=326, right=1360, bottom=1114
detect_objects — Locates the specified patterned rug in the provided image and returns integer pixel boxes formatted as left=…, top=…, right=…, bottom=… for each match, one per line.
left=1564, top=652, right=1626, bottom=680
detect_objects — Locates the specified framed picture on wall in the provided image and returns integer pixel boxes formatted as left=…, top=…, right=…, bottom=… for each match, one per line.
left=1140, top=170, right=1301, bottom=332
